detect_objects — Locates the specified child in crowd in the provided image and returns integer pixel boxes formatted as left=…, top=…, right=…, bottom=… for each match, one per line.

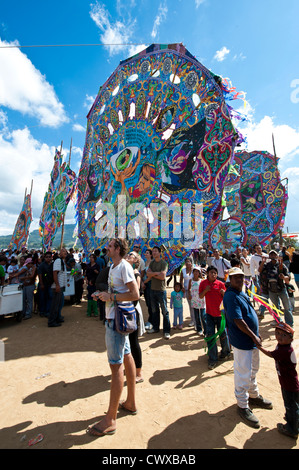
left=285, top=275, right=296, bottom=313
left=7, top=258, right=19, bottom=284
left=170, top=282, right=184, bottom=329
left=199, top=266, right=230, bottom=369
left=258, top=322, right=299, bottom=439
left=188, top=266, right=207, bottom=336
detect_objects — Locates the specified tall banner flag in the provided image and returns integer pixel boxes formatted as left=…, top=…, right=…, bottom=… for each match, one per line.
left=8, top=182, right=33, bottom=251
left=39, top=148, right=77, bottom=251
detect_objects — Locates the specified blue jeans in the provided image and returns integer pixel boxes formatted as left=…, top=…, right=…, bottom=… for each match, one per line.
left=289, top=296, right=295, bottom=313
left=194, top=308, right=207, bottom=334
left=48, top=289, right=64, bottom=326
left=58, top=292, right=64, bottom=320
left=268, top=288, right=293, bottom=326
left=206, top=313, right=230, bottom=364
left=39, top=285, right=53, bottom=316
left=23, top=284, right=35, bottom=318
left=151, top=290, right=170, bottom=333
left=105, top=319, right=131, bottom=365
left=144, top=282, right=153, bottom=324
left=173, top=307, right=183, bottom=326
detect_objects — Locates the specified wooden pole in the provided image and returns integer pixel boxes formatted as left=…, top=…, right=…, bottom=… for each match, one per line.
left=60, top=219, right=65, bottom=251
left=272, top=133, right=278, bottom=163
left=69, top=138, right=72, bottom=165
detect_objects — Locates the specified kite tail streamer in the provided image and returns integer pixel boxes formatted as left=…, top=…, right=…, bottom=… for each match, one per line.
left=204, top=310, right=226, bottom=353
left=248, top=290, right=283, bottom=323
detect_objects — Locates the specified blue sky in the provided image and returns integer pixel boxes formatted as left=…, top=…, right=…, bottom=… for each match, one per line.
left=0, top=0, right=298, bottom=237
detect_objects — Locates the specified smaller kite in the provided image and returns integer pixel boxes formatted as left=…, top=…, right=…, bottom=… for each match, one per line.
left=208, top=150, right=288, bottom=250
left=39, top=146, right=77, bottom=251
left=8, top=181, right=33, bottom=251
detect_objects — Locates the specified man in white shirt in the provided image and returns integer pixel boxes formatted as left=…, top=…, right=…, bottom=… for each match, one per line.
left=48, top=248, right=68, bottom=327
left=240, top=248, right=252, bottom=277
left=250, top=244, right=265, bottom=279
left=87, top=238, right=139, bottom=438
left=211, top=249, right=231, bottom=282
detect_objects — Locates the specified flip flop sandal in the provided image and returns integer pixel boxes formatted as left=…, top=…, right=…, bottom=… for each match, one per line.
left=119, top=401, right=138, bottom=414
left=86, top=423, right=116, bottom=437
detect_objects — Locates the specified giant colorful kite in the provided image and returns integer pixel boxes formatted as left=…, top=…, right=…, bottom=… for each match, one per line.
left=208, top=150, right=288, bottom=250
left=39, top=149, right=77, bottom=251
left=8, top=184, right=33, bottom=251
left=77, top=43, right=243, bottom=272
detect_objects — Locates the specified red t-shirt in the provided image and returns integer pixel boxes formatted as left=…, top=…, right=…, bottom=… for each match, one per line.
left=198, top=279, right=225, bottom=317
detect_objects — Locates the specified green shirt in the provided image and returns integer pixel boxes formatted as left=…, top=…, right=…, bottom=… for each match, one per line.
left=149, top=259, right=168, bottom=291
left=0, top=265, right=5, bottom=280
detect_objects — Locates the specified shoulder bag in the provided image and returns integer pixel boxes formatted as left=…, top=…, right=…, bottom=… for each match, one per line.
left=114, top=299, right=137, bottom=335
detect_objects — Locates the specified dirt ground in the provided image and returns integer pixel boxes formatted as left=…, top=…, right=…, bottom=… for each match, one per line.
left=1, top=284, right=299, bottom=451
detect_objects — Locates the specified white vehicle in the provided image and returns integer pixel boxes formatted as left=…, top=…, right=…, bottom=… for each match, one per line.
left=0, top=284, right=23, bottom=322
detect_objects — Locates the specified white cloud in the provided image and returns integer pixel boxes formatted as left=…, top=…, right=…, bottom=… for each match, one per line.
left=0, top=39, right=69, bottom=127
left=128, top=43, right=147, bottom=57
left=214, top=46, right=230, bottom=62
left=151, top=2, right=168, bottom=39
left=84, top=94, right=96, bottom=110
left=235, top=112, right=299, bottom=231
left=0, top=127, right=54, bottom=234
left=195, top=0, right=206, bottom=7
left=233, top=52, right=246, bottom=61
left=282, top=167, right=299, bottom=188
left=90, top=2, right=136, bottom=56
left=72, top=123, right=86, bottom=132
left=0, top=125, right=78, bottom=235
left=238, top=115, right=299, bottom=162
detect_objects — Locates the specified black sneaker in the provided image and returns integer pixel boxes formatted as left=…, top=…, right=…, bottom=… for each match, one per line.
left=147, top=328, right=159, bottom=334
left=237, top=407, right=260, bottom=428
left=249, top=395, right=273, bottom=409
left=219, top=351, right=232, bottom=360
left=208, top=361, right=218, bottom=370
left=277, top=423, right=298, bottom=439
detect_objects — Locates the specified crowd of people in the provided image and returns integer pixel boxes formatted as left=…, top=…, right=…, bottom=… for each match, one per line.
left=0, top=239, right=298, bottom=440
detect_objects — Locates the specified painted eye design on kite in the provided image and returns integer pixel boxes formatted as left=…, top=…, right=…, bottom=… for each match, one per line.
left=115, top=149, right=133, bottom=171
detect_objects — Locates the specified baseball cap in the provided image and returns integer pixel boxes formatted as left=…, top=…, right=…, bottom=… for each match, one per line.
left=228, top=267, right=244, bottom=276
left=275, top=321, right=294, bottom=337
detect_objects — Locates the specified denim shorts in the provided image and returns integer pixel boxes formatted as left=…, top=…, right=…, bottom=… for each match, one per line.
left=105, top=319, right=131, bottom=365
